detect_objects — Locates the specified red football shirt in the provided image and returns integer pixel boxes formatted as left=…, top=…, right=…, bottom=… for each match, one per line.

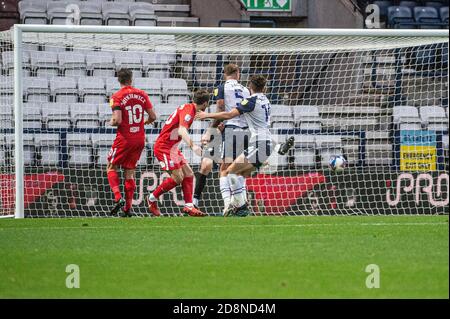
left=110, top=86, right=153, bottom=141
left=155, top=103, right=196, bottom=151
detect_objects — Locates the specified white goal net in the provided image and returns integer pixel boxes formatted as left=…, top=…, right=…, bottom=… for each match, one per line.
left=0, top=26, right=448, bottom=218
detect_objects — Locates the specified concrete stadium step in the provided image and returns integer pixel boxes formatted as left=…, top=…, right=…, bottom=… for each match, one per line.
left=334, top=94, right=388, bottom=107
left=157, top=16, right=199, bottom=27
left=153, top=4, right=191, bottom=17
left=318, top=106, right=382, bottom=116
left=140, top=0, right=190, bottom=4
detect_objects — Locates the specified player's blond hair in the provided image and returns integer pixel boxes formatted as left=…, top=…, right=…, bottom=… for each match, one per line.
left=223, top=64, right=239, bottom=76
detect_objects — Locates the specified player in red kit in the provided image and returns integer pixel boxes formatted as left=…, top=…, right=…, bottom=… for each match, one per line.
left=147, top=89, right=210, bottom=217
left=108, top=68, right=157, bottom=216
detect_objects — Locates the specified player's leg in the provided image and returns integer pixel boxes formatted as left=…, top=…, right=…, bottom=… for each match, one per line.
left=219, top=162, right=232, bottom=213
left=225, top=156, right=254, bottom=216
left=181, top=163, right=206, bottom=217
left=122, top=168, right=136, bottom=216
left=193, top=157, right=213, bottom=208
left=226, top=141, right=273, bottom=217
left=107, top=162, right=125, bottom=215
left=147, top=168, right=180, bottom=216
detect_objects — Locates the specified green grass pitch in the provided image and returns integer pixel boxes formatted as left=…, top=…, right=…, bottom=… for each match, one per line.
left=0, top=216, right=448, bottom=298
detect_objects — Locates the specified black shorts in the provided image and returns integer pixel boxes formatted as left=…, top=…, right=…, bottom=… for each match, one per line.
left=244, top=140, right=273, bottom=169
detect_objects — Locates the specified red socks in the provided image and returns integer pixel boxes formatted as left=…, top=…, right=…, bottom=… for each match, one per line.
left=124, top=179, right=136, bottom=212
left=107, top=170, right=121, bottom=202
left=153, top=177, right=178, bottom=198
left=182, top=176, right=194, bottom=206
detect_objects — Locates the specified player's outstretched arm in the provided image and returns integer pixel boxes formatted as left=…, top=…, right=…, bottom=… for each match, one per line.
left=178, top=126, right=202, bottom=156
left=196, top=108, right=240, bottom=121
left=210, top=99, right=225, bottom=128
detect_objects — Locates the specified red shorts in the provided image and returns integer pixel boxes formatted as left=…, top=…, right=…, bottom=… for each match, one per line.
left=107, top=137, right=145, bottom=169
left=154, top=144, right=187, bottom=171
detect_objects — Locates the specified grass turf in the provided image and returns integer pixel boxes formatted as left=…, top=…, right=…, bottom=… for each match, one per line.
left=0, top=216, right=448, bottom=298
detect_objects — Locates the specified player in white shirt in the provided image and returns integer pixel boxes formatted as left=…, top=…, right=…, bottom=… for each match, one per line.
left=196, top=75, right=273, bottom=217
left=193, top=64, right=251, bottom=214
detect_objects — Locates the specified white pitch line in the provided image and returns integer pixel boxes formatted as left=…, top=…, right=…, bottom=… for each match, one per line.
left=0, top=222, right=447, bottom=231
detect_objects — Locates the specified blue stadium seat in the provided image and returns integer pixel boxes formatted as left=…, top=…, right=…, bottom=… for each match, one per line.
left=388, top=6, right=415, bottom=28
left=399, top=1, right=418, bottom=10
left=440, top=6, right=449, bottom=23
left=426, top=1, right=446, bottom=9
left=414, top=6, right=442, bottom=28
left=373, top=1, right=393, bottom=18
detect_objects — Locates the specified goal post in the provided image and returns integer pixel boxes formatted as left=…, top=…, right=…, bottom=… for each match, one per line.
left=1, top=25, right=448, bottom=218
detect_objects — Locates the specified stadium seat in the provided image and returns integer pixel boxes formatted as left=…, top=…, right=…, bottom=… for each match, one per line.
left=420, top=106, right=448, bottom=131
left=426, top=1, right=445, bottom=9
left=388, top=6, right=415, bottom=28
left=18, top=0, right=47, bottom=24
left=440, top=6, right=449, bottom=22
left=50, top=77, right=78, bottom=103
left=293, top=105, right=322, bottom=131
left=23, top=77, right=50, bottom=103
left=366, top=144, right=393, bottom=166
left=398, top=1, right=418, bottom=10
left=86, top=51, right=115, bottom=77
left=67, top=134, right=93, bottom=165
left=78, top=77, right=106, bottom=104
left=79, top=2, right=103, bottom=26
left=23, top=103, right=43, bottom=129
left=393, top=106, right=422, bottom=130
left=129, top=2, right=157, bottom=26
left=102, top=2, right=131, bottom=26
left=142, top=52, right=171, bottom=79
left=373, top=1, right=394, bottom=19
left=316, top=135, right=344, bottom=167
left=270, top=105, right=295, bottom=129
left=293, top=135, right=316, bottom=167
left=106, top=77, right=121, bottom=97
left=30, top=51, right=59, bottom=78
left=47, top=1, right=79, bottom=25
left=0, top=138, right=7, bottom=166
left=2, top=50, right=31, bottom=76
left=0, top=95, right=13, bottom=109
left=70, top=103, right=100, bottom=128
left=0, top=103, right=12, bottom=117
left=414, top=6, right=442, bottom=28
left=98, top=103, right=113, bottom=126
left=42, top=103, right=71, bottom=128
left=161, top=78, right=190, bottom=104
left=0, top=76, right=13, bottom=99
left=133, top=78, right=163, bottom=105
left=35, top=134, right=60, bottom=166
left=114, top=51, right=143, bottom=77
left=156, top=103, right=179, bottom=123
left=5, top=134, right=35, bottom=165
left=59, top=51, right=87, bottom=77
left=92, top=134, right=115, bottom=165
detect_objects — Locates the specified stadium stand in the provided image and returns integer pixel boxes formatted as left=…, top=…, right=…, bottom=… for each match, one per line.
left=364, top=0, right=449, bottom=28
left=0, top=0, right=447, bottom=170
left=12, top=0, right=200, bottom=28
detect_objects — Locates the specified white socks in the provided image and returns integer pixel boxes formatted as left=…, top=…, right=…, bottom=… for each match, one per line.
left=220, top=176, right=231, bottom=210
left=238, top=175, right=247, bottom=202
left=228, top=174, right=246, bottom=208
left=148, top=193, right=156, bottom=202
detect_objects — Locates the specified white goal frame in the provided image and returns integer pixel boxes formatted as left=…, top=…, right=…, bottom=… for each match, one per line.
left=11, top=25, right=449, bottom=219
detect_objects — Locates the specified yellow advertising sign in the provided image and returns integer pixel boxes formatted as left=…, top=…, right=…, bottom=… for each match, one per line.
left=400, top=145, right=436, bottom=171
